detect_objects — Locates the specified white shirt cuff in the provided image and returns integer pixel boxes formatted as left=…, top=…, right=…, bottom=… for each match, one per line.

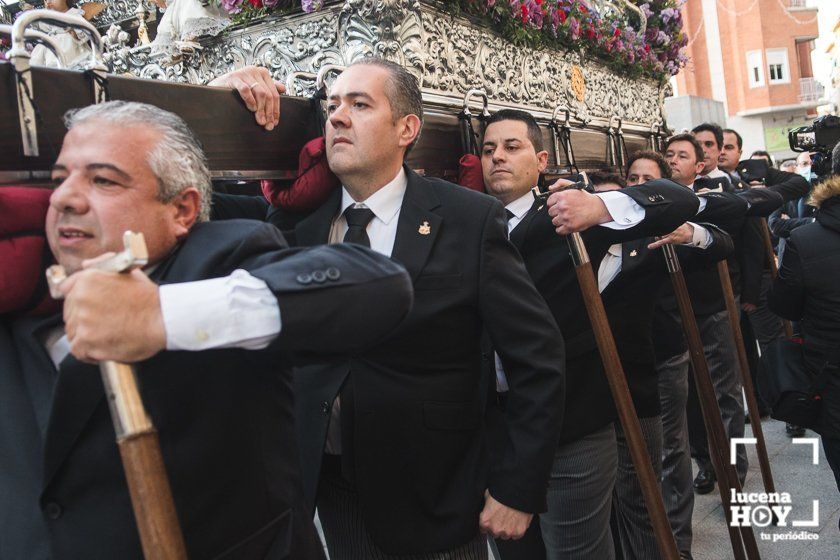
left=595, top=190, right=646, bottom=230
left=683, top=222, right=713, bottom=249
left=159, top=269, right=281, bottom=351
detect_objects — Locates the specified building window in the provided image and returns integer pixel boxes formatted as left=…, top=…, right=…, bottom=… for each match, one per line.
left=747, top=50, right=765, bottom=88
left=766, top=48, right=791, bottom=85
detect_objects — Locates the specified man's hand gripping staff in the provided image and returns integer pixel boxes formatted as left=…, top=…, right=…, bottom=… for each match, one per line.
left=47, top=232, right=188, bottom=560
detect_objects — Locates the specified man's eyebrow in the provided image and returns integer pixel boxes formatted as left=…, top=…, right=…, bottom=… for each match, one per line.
left=87, top=163, right=132, bottom=181
left=328, top=92, right=375, bottom=102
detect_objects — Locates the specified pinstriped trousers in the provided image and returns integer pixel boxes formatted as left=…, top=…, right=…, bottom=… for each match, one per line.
left=612, top=415, right=665, bottom=560
left=539, top=424, right=618, bottom=560
left=316, top=467, right=488, bottom=560
left=657, top=350, right=694, bottom=555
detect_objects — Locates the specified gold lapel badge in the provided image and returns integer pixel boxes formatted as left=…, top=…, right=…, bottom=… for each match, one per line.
left=419, top=221, right=431, bottom=235
left=629, top=249, right=638, bottom=257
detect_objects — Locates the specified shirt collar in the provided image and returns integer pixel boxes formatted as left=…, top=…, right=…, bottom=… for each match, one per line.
left=340, top=167, right=407, bottom=225
left=505, top=191, right=537, bottom=220
left=700, top=167, right=726, bottom=179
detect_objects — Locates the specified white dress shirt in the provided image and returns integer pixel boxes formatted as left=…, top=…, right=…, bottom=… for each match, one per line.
left=703, top=167, right=727, bottom=179
left=596, top=222, right=713, bottom=292
left=328, top=167, right=407, bottom=256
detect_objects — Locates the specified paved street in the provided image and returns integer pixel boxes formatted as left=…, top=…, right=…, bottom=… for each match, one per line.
left=693, top=419, right=840, bottom=560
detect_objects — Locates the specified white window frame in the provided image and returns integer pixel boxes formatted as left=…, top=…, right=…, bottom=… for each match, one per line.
left=766, top=48, right=791, bottom=85
left=746, top=50, right=765, bottom=88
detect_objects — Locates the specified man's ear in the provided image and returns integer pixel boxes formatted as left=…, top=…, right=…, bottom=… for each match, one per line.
left=397, top=114, right=422, bottom=150
left=695, top=160, right=706, bottom=175
left=537, top=150, right=550, bottom=173
left=170, top=187, right=201, bottom=238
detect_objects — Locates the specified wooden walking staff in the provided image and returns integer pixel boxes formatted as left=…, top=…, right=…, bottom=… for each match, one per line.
left=536, top=178, right=680, bottom=560
left=47, top=232, right=188, bottom=560
left=758, top=219, right=794, bottom=337
left=661, top=245, right=761, bottom=560
left=716, top=260, right=777, bottom=501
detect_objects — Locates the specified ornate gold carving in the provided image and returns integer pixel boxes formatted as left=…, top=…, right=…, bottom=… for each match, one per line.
left=570, top=65, right=586, bottom=103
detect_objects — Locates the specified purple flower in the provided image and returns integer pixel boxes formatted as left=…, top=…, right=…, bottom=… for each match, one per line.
left=568, top=16, right=580, bottom=41
left=221, top=0, right=243, bottom=14
left=661, top=8, right=679, bottom=24
left=301, top=0, right=323, bottom=13
left=263, top=0, right=279, bottom=7
left=640, top=3, right=653, bottom=18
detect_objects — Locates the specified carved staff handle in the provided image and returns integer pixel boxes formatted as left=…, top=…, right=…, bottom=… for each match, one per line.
left=47, top=232, right=188, bottom=560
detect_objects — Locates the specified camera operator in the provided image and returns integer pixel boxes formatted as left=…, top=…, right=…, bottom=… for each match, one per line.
left=769, top=141, right=840, bottom=492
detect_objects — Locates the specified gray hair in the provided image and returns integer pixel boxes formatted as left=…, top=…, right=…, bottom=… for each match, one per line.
left=349, top=57, right=424, bottom=152
left=63, top=100, right=212, bottom=222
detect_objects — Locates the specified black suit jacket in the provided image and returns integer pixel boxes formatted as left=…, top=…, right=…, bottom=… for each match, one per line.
left=504, top=179, right=700, bottom=442
left=0, top=220, right=412, bottom=560
left=290, top=169, right=565, bottom=554
left=602, top=225, right=734, bottom=417
left=769, top=198, right=840, bottom=437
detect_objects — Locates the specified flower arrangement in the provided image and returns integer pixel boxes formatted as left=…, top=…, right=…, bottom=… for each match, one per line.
left=208, top=0, right=324, bottom=25
left=446, top=0, right=688, bottom=80
left=208, top=0, right=687, bottom=81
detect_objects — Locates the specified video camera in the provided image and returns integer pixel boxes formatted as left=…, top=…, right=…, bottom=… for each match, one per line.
left=788, top=115, right=840, bottom=178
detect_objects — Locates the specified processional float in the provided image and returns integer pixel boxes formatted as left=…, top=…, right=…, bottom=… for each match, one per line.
left=2, top=2, right=739, bottom=558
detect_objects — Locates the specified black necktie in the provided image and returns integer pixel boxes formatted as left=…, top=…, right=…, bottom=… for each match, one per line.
left=343, top=207, right=376, bottom=247
left=339, top=206, right=375, bottom=483
left=505, top=209, right=515, bottom=222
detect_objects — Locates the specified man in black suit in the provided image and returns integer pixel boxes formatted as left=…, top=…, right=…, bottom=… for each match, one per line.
left=477, top=110, right=701, bottom=560
left=216, top=58, right=567, bottom=558
left=609, top=153, right=735, bottom=560
left=0, top=101, right=414, bottom=559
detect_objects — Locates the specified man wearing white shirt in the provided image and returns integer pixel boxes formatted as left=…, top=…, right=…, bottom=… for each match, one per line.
left=479, top=110, right=701, bottom=560
left=604, top=153, right=735, bottom=560
left=692, top=123, right=729, bottom=182
left=0, top=100, right=414, bottom=559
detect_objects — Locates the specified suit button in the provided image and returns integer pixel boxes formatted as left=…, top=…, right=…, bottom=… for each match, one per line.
left=296, top=273, right=312, bottom=284
left=321, top=401, right=331, bottom=414
left=44, top=502, right=62, bottom=520
left=312, top=270, right=327, bottom=283
left=326, top=267, right=341, bottom=281
left=648, top=195, right=656, bottom=202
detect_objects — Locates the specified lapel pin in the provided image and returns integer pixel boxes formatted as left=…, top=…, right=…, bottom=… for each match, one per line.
left=418, top=221, right=431, bottom=235
left=630, top=249, right=638, bottom=257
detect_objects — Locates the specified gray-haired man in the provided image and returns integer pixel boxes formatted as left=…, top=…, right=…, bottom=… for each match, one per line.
left=0, top=100, right=412, bottom=559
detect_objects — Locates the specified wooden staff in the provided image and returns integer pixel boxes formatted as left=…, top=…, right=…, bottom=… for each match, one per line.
left=565, top=230, right=681, bottom=560
left=47, top=232, right=188, bottom=560
left=662, top=245, right=761, bottom=560
left=717, top=260, right=777, bottom=500
left=759, top=218, right=794, bottom=337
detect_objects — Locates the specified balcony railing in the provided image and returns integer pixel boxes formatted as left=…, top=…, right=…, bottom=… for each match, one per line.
left=799, top=77, right=825, bottom=103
